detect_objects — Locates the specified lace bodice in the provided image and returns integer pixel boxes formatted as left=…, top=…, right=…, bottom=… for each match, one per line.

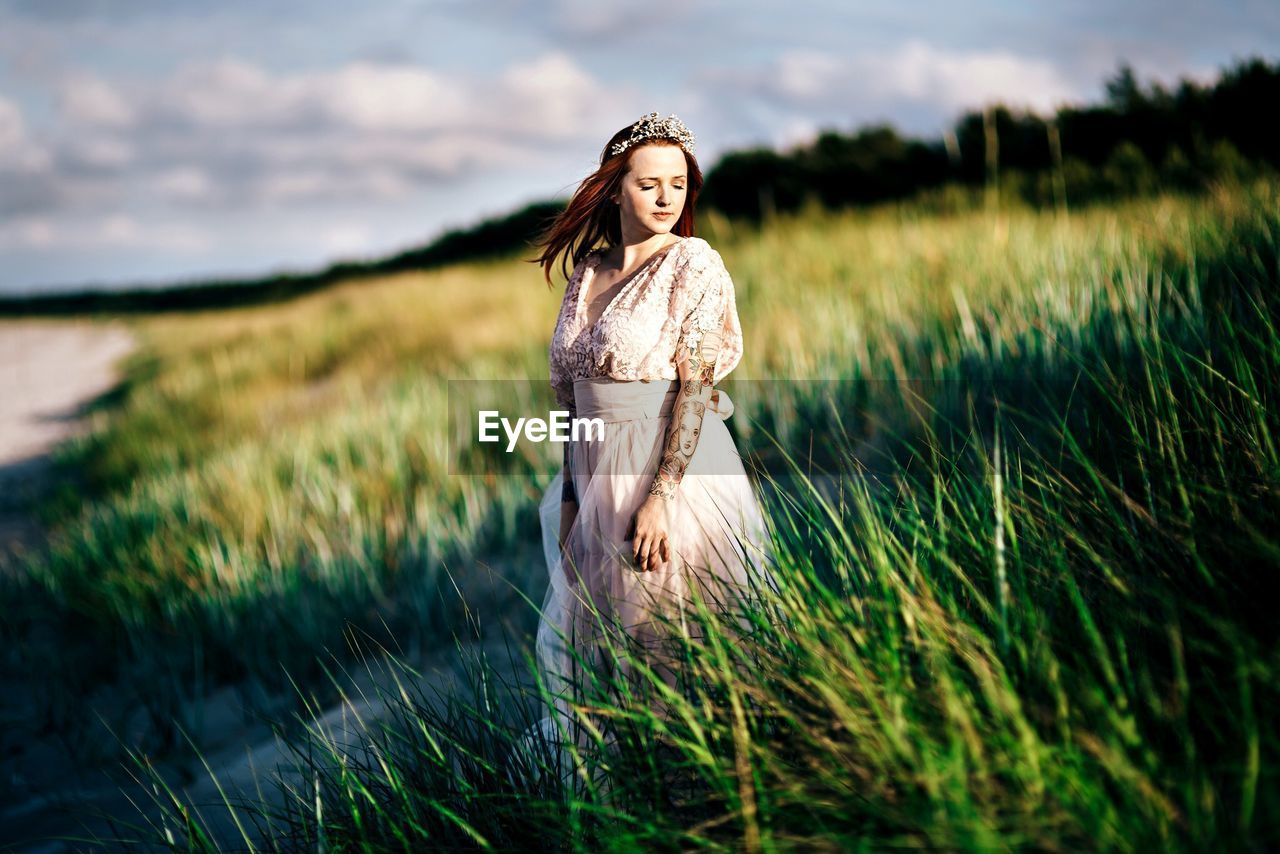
left=548, top=236, right=744, bottom=411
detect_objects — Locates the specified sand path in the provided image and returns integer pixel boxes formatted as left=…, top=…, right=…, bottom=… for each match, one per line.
left=0, top=320, right=533, bottom=850
left=0, top=320, right=138, bottom=571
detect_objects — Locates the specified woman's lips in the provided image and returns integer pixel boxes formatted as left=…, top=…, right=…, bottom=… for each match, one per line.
left=653, top=212, right=674, bottom=218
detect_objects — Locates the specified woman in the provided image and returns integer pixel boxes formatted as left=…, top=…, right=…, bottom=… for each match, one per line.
left=531, top=112, right=775, bottom=738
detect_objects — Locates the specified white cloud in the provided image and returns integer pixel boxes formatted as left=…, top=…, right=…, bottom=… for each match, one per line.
left=0, top=216, right=56, bottom=249
left=777, top=117, right=821, bottom=152
left=79, top=51, right=612, bottom=143
left=320, top=222, right=375, bottom=255
left=698, top=40, right=1085, bottom=144
left=772, top=52, right=848, bottom=101
left=153, top=165, right=213, bottom=200
left=0, top=212, right=211, bottom=251
left=496, top=52, right=616, bottom=136
left=0, top=97, right=26, bottom=150
left=99, top=212, right=141, bottom=243
left=56, top=72, right=135, bottom=127
left=0, top=48, right=640, bottom=275
left=68, top=135, right=135, bottom=168
left=465, top=0, right=693, bottom=41
left=0, top=95, right=52, bottom=172
left=15, top=50, right=619, bottom=216
left=155, top=57, right=280, bottom=128
left=144, top=57, right=473, bottom=132
left=880, top=39, right=1079, bottom=114
left=322, top=62, right=469, bottom=132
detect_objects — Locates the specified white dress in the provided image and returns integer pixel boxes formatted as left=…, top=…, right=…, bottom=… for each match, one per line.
left=534, top=236, right=776, bottom=740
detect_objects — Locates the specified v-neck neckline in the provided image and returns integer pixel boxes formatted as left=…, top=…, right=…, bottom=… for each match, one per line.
left=577, top=237, right=686, bottom=330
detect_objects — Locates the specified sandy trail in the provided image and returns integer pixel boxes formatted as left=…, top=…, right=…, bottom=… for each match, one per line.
left=0, top=319, right=535, bottom=850
left=0, top=319, right=138, bottom=571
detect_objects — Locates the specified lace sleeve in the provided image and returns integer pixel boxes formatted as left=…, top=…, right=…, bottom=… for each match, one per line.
left=675, top=245, right=742, bottom=384
left=551, top=371, right=574, bottom=412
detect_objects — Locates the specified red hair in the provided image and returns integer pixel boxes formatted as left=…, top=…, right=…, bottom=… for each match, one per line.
left=529, top=128, right=705, bottom=287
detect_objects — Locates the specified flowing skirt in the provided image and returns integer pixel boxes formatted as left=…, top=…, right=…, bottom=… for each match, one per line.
left=534, top=377, right=777, bottom=735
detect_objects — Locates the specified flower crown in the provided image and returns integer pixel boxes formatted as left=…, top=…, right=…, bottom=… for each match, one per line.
left=609, top=112, right=696, bottom=158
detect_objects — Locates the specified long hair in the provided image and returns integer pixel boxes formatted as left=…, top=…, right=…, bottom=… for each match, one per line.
left=529, top=125, right=705, bottom=287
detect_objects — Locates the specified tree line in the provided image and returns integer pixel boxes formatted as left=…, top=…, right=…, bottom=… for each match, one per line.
left=701, top=57, right=1278, bottom=219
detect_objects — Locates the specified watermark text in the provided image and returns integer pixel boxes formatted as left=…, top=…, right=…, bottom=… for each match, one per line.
left=477, top=409, right=605, bottom=452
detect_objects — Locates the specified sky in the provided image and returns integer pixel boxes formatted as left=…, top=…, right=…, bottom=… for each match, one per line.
left=1, top=0, right=1276, bottom=295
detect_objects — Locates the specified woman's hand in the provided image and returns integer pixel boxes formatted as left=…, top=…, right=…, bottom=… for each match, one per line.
left=628, top=494, right=671, bottom=573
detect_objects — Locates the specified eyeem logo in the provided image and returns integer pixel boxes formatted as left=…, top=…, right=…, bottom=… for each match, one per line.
left=477, top=409, right=605, bottom=452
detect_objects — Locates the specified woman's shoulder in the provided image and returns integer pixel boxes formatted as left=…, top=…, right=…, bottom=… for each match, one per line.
left=680, top=235, right=727, bottom=261
left=675, top=236, right=729, bottom=278
left=679, top=235, right=712, bottom=255
left=568, top=247, right=602, bottom=281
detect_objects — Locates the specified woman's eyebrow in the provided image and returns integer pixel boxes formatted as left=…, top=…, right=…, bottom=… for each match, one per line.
left=635, top=175, right=687, bottom=181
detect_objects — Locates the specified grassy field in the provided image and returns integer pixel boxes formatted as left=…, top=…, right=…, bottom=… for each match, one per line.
left=3, top=177, right=1277, bottom=849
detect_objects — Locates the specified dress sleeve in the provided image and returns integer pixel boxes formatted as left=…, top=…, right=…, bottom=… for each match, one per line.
left=549, top=307, right=576, bottom=415
left=675, top=244, right=744, bottom=385
left=551, top=368, right=574, bottom=412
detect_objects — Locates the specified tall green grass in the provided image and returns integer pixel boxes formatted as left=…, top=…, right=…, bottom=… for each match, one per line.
left=119, top=177, right=1277, bottom=850
left=3, top=180, right=1276, bottom=852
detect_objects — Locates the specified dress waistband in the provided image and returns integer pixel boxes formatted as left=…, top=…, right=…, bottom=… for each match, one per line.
left=572, top=377, right=734, bottom=423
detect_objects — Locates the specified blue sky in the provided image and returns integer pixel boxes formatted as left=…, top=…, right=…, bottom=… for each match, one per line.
left=1, top=0, right=1276, bottom=295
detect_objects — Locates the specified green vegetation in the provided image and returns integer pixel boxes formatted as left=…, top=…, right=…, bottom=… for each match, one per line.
left=3, top=175, right=1277, bottom=849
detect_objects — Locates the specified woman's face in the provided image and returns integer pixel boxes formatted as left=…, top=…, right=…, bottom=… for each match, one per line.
left=612, top=143, right=687, bottom=237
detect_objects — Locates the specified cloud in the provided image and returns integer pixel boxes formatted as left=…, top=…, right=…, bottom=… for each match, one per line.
left=544, top=0, right=692, bottom=39
left=319, top=222, right=376, bottom=256
left=152, top=165, right=212, bottom=200
left=880, top=39, right=1082, bottom=113
left=0, top=97, right=26, bottom=150
left=442, top=0, right=694, bottom=42
left=56, top=71, right=135, bottom=127
left=0, top=212, right=212, bottom=251
left=5, top=0, right=1271, bottom=291
left=58, top=53, right=611, bottom=141
left=694, top=39, right=1086, bottom=144
left=1, top=0, right=198, bottom=22
left=2, top=51, right=625, bottom=221
left=0, top=95, right=51, bottom=172
left=0, top=216, right=55, bottom=249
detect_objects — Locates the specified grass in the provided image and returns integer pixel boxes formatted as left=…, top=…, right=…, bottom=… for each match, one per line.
left=3, top=177, right=1278, bottom=849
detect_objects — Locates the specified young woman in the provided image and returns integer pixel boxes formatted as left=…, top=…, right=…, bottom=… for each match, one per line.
left=531, top=112, right=775, bottom=732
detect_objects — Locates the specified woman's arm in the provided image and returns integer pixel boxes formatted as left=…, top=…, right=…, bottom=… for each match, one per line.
left=630, top=246, right=731, bottom=572
left=648, top=327, right=724, bottom=501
